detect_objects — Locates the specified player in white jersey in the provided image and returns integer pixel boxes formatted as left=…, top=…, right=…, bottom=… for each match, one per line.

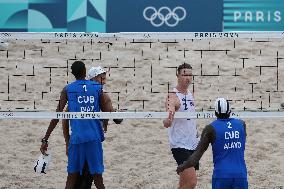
left=163, top=63, right=199, bottom=189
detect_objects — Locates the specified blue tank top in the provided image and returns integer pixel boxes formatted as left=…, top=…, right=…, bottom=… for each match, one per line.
left=66, top=80, right=104, bottom=144
left=211, top=118, right=247, bottom=178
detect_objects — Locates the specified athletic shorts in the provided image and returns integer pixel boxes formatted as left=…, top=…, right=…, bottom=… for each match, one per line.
left=171, top=148, right=199, bottom=170
left=67, top=140, right=104, bottom=175
left=212, top=178, right=248, bottom=189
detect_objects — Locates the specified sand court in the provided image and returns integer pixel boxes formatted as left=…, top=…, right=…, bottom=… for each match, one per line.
left=0, top=33, right=283, bottom=188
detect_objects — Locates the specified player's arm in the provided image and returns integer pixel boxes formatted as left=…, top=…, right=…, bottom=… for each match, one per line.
left=100, top=92, right=123, bottom=126
left=100, top=91, right=125, bottom=132
left=241, top=120, right=247, bottom=137
left=100, top=92, right=115, bottom=112
left=62, top=119, right=70, bottom=145
left=176, top=124, right=216, bottom=174
left=62, top=107, right=70, bottom=156
left=40, top=86, right=67, bottom=155
left=99, top=92, right=109, bottom=132
left=62, top=107, right=70, bottom=144
left=163, top=92, right=180, bottom=128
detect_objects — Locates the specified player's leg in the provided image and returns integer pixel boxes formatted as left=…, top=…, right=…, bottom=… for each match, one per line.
left=179, top=167, right=197, bottom=189
left=73, top=174, right=84, bottom=188
left=85, top=140, right=105, bottom=189
left=74, top=161, right=93, bottom=189
left=65, top=173, right=79, bottom=189
left=172, top=148, right=198, bottom=189
left=66, top=143, right=87, bottom=189
left=94, top=174, right=105, bottom=189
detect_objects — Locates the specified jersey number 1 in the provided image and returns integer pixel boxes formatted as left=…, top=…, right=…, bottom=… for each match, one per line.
left=83, top=85, right=87, bottom=92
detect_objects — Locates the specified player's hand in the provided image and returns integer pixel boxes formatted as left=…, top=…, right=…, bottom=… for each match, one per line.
left=103, top=124, right=108, bottom=133
left=176, top=163, right=186, bottom=175
left=65, top=143, right=68, bottom=156
left=163, top=119, right=171, bottom=128
left=163, top=111, right=174, bottom=128
left=40, top=138, right=48, bottom=156
left=113, top=119, right=123, bottom=124
left=113, top=109, right=124, bottom=124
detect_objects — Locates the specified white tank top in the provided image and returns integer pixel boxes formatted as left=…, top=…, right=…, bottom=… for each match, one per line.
left=167, top=88, right=199, bottom=150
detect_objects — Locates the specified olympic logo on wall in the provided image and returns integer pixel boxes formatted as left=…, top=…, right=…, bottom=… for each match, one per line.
left=143, top=6, right=187, bottom=27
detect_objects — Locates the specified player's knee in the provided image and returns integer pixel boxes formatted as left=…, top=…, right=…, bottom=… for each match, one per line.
left=182, top=180, right=197, bottom=189
left=182, top=176, right=197, bottom=189
left=93, top=174, right=104, bottom=186
left=94, top=174, right=103, bottom=179
left=189, top=178, right=197, bottom=188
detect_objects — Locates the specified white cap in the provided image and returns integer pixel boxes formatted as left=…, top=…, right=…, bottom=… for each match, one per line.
left=87, top=66, right=106, bottom=80
left=34, top=153, right=52, bottom=174
left=215, top=98, right=230, bottom=114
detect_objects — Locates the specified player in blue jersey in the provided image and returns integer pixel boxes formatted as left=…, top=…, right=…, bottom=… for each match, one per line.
left=40, top=61, right=111, bottom=189
left=176, top=98, right=248, bottom=189
left=62, top=66, right=122, bottom=189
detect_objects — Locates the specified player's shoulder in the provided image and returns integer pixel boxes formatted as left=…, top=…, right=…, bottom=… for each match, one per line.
left=186, top=90, right=194, bottom=96
left=88, top=80, right=103, bottom=88
left=61, top=85, right=68, bottom=93
left=231, top=117, right=246, bottom=125
left=204, top=124, right=215, bottom=133
left=66, top=79, right=80, bottom=87
left=202, top=124, right=216, bottom=142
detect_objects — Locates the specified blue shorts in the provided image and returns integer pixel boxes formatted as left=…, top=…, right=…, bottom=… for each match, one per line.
left=212, top=178, right=248, bottom=189
left=67, top=140, right=104, bottom=175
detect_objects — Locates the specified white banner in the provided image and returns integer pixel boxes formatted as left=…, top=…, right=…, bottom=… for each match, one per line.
left=1, top=32, right=284, bottom=40
left=0, top=111, right=284, bottom=119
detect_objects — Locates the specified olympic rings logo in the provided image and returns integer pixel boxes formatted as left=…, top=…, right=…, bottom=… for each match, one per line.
left=143, top=6, right=187, bottom=27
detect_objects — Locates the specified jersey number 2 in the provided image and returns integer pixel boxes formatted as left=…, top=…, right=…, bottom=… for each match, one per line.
left=227, top=122, right=232, bottom=129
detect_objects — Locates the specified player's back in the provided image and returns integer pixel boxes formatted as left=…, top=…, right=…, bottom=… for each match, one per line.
left=210, top=118, right=247, bottom=179
left=66, top=80, right=104, bottom=144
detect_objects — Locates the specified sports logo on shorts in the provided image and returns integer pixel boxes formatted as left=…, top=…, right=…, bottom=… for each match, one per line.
left=143, top=6, right=187, bottom=27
